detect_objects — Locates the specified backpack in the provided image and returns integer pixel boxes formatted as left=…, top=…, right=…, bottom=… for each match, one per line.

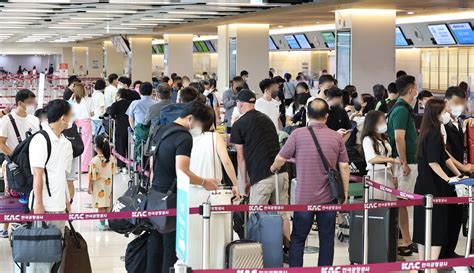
left=62, top=123, right=84, bottom=158
left=159, top=103, right=185, bottom=126
left=5, top=130, right=52, bottom=195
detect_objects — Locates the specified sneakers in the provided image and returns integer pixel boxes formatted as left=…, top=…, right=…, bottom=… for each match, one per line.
left=0, top=230, right=8, bottom=238
left=97, top=224, right=109, bottom=231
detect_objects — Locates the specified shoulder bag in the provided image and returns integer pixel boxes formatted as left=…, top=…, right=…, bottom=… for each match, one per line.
left=307, top=127, right=345, bottom=203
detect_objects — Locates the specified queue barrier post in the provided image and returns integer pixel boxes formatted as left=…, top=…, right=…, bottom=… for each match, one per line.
left=466, top=185, right=473, bottom=258
left=363, top=175, right=370, bottom=264
left=201, top=202, right=211, bottom=269
left=75, top=126, right=87, bottom=192
left=172, top=261, right=190, bottom=273
left=424, top=194, right=433, bottom=273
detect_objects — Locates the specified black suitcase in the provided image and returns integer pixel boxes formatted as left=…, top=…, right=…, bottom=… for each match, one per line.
left=348, top=203, right=398, bottom=264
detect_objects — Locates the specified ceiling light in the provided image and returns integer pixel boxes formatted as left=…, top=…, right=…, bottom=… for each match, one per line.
left=77, top=34, right=102, bottom=36
left=49, top=26, right=83, bottom=29
left=104, top=27, right=137, bottom=30
left=167, top=11, right=219, bottom=15
left=0, top=16, right=42, bottom=20
left=407, top=11, right=415, bottom=15
left=396, top=11, right=474, bottom=24
left=0, top=26, right=26, bottom=29
left=141, top=18, right=184, bottom=21
left=87, top=10, right=137, bottom=14
left=71, top=17, right=114, bottom=20
left=121, top=23, right=156, bottom=26
left=57, top=22, right=95, bottom=25
left=206, top=2, right=285, bottom=7
left=32, top=33, right=59, bottom=36
left=0, top=21, right=32, bottom=24
left=278, top=25, right=283, bottom=28
left=1, top=9, right=54, bottom=13
left=316, top=21, right=320, bottom=24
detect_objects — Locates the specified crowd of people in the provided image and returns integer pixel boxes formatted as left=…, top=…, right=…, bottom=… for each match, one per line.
left=0, top=67, right=472, bottom=272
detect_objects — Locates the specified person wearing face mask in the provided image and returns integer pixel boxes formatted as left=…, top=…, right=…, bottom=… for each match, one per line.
left=230, top=90, right=291, bottom=253
left=256, top=78, right=282, bottom=131
left=413, top=98, right=462, bottom=264
left=387, top=75, right=419, bottom=257
left=222, top=76, right=244, bottom=134
left=109, top=89, right=132, bottom=170
left=202, top=79, right=221, bottom=125
left=306, top=74, right=335, bottom=107
left=171, top=76, right=183, bottom=103
left=325, top=87, right=352, bottom=142
left=286, top=82, right=311, bottom=127
left=148, top=101, right=219, bottom=273
left=361, top=110, right=400, bottom=201
left=29, top=99, right=74, bottom=272
left=0, top=89, right=40, bottom=238
left=104, top=73, right=119, bottom=108
left=438, top=86, right=471, bottom=259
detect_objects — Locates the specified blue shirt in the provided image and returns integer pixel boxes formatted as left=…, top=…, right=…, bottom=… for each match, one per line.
left=126, top=96, right=157, bottom=126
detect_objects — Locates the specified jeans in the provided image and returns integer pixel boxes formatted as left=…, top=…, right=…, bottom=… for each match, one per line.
left=147, top=230, right=177, bottom=273
left=289, top=209, right=336, bottom=267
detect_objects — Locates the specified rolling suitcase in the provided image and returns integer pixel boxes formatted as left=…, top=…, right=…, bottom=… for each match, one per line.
left=246, top=173, right=284, bottom=268
left=348, top=203, right=398, bottom=264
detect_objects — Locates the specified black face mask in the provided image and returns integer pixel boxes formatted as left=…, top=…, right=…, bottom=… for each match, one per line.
left=176, top=83, right=183, bottom=89
left=298, top=92, right=311, bottom=105
left=271, top=91, right=279, bottom=99
left=235, top=86, right=243, bottom=92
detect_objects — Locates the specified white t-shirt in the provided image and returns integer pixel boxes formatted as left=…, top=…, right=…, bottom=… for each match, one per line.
left=362, top=136, right=392, bottom=171
left=104, top=84, right=118, bottom=108
left=255, top=97, right=280, bottom=130
left=0, top=111, right=40, bottom=151
left=69, top=97, right=94, bottom=120
left=190, top=132, right=223, bottom=182
left=91, top=90, right=105, bottom=120
left=29, top=124, right=73, bottom=212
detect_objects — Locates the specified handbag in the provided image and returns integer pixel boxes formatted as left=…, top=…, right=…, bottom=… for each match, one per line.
left=57, top=221, right=92, bottom=273
left=307, top=127, right=345, bottom=203
left=63, top=123, right=84, bottom=158
left=11, top=221, right=62, bottom=263
left=145, top=183, right=177, bottom=234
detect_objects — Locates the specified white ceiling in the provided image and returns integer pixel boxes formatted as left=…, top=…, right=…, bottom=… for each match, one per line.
left=0, top=0, right=295, bottom=44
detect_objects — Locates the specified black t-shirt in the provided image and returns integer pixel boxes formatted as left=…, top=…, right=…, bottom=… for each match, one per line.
left=109, top=99, right=132, bottom=136
left=126, top=89, right=141, bottom=101
left=63, top=87, right=73, bottom=101
left=152, top=123, right=193, bottom=193
left=326, top=105, right=351, bottom=131
left=230, top=109, right=285, bottom=185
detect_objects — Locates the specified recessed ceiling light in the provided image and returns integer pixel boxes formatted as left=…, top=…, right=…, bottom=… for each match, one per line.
left=87, top=10, right=138, bottom=14
left=104, top=27, right=137, bottom=30
left=57, top=22, right=95, bottom=25
left=0, top=26, right=26, bottom=29
left=32, top=33, right=59, bottom=36
left=71, top=17, right=114, bottom=20
left=407, top=11, right=415, bottom=15
left=0, top=21, right=32, bottom=24
left=1, top=9, right=54, bottom=13
left=141, top=18, right=184, bottom=21
left=0, top=16, right=43, bottom=20
left=167, top=11, right=219, bottom=15
left=316, top=21, right=320, bottom=24
left=278, top=25, right=283, bottom=28
left=49, top=26, right=83, bottom=29
left=77, top=34, right=102, bottom=36
left=121, top=23, right=156, bottom=26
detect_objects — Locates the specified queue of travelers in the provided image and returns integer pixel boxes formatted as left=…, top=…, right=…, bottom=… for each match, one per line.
left=0, top=68, right=473, bottom=273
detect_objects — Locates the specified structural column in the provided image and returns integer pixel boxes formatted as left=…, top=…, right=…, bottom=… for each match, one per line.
left=164, top=34, right=194, bottom=78
left=130, top=37, right=152, bottom=82
left=72, top=47, right=88, bottom=76
left=335, top=9, right=396, bottom=92
left=62, top=47, right=73, bottom=75
left=217, top=24, right=269, bottom=95
left=104, top=40, right=127, bottom=77
left=88, top=47, right=104, bottom=78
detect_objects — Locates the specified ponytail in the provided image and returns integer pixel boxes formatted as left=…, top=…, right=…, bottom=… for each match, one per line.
left=94, top=135, right=111, bottom=163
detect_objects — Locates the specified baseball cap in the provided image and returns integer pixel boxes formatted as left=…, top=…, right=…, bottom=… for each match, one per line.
left=237, top=89, right=256, bottom=103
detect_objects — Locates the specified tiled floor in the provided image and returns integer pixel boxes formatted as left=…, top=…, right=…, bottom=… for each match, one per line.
left=0, top=173, right=470, bottom=272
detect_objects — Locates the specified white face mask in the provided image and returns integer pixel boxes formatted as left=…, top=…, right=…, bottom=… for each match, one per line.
left=376, top=123, right=388, bottom=134
left=440, top=112, right=451, bottom=125
left=26, top=104, right=35, bottom=115
left=189, top=127, right=203, bottom=137
left=203, top=89, right=211, bottom=96
left=451, top=105, right=464, bottom=118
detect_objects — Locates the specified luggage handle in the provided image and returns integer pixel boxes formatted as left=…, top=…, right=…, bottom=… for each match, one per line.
left=26, top=221, right=49, bottom=230
left=274, top=172, right=280, bottom=205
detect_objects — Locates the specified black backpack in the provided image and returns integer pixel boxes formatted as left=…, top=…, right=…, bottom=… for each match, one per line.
left=5, top=130, right=52, bottom=195
left=125, top=232, right=149, bottom=273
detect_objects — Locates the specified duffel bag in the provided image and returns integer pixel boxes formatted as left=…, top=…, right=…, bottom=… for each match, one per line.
left=57, top=221, right=92, bottom=273
left=125, top=232, right=150, bottom=273
left=12, top=221, right=62, bottom=263
left=109, top=184, right=149, bottom=235
left=144, top=185, right=176, bottom=234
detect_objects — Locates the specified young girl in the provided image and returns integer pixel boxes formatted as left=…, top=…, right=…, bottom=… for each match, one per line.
left=88, top=135, right=116, bottom=231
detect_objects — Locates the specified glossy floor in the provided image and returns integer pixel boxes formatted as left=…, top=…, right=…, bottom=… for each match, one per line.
left=0, top=173, right=469, bottom=272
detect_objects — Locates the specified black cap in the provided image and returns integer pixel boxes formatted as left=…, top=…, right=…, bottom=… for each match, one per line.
left=237, top=89, right=256, bottom=103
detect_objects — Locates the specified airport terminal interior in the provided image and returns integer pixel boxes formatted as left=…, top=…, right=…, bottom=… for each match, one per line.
left=3, top=0, right=474, bottom=272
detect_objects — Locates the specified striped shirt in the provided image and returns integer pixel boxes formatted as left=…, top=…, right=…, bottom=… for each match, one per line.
left=279, top=123, right=349, bottom=205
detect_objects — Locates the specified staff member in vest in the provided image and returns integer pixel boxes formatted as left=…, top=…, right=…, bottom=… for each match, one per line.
left=30, top=99, right=73, bottom=271
left=0, top=89, right=40, bottom=238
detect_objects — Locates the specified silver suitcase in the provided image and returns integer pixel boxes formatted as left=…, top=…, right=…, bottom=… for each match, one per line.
left=225, top=240, right=264, bottom=269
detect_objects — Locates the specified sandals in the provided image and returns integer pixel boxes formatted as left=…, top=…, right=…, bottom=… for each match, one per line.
left=409, top=242, right=418, bottom=253
left=397, top=245, right=413, bottom=256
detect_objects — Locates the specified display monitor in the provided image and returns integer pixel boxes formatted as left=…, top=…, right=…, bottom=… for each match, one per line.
left=152, top=45, right=159, bottom=54
left=428, top=24, right=457, bottom=45
left=193, top=43, right=198, bottom=52
left=205, top=40, right=216, bottom=52
left=395, top=27, right=409, bottom=46
left=284, top=35, right=301, bottom=49
left=198, top=41, right=209, bottom=52
left=269, top=36, right=278, bottom=50
left=294, top=34, right=312, bottom=49
left=157, top=44, right=164, bottom=54
left=321, top=32, right=335, bottom=49
left=449, top=22, right=474, bottom=44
